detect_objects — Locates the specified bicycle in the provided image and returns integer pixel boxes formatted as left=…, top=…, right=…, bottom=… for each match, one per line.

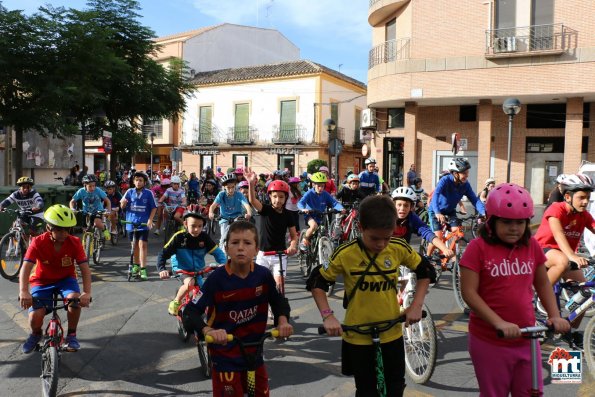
left=0, top=209, right=44, bottom=280
left=103, top=211, right=120, bottom=246
left=261, top=250, right=290, bottom=296
left=329, top=201, right=361, bottom=246
left=297, top=209, right=338, bottom=280
left=120, top=220, right=147, bottom=281
left=76, top=210, right=108, bottom=265
left=30, top=293, right=90, bottom=397
left=162, top=204, right=182, bottom=244
left=318, top=313, right=427, bottom=396
left=205, top=329, right=281, bottom=397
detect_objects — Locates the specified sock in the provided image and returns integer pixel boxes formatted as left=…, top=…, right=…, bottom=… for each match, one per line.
left=67, top=329, right=76, bottom=336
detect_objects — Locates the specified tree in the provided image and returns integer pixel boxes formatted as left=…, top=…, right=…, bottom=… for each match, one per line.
left=307, top=159, right=328, bottom=175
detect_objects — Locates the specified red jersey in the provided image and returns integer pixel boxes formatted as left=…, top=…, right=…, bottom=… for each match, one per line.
left=534, top=202, right=595, bottom=251
left=24, top=232, right=87, bottom=287
left=324, top=179, right=337, bottom=195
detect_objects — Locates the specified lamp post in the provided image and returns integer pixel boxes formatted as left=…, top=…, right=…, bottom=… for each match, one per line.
left=502, top=98, right=521, bottom=183
left=149, top=132, right=157, bottom=179
left=323, top=118, right=336, bottom=180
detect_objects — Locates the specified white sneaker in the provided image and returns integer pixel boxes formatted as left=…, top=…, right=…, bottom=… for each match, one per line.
left=153, top=230, right=160, bottom=236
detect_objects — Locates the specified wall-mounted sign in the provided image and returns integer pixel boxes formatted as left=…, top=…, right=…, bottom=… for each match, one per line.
left=192, top=150, right=220, bottom=155
left=266, top=147, right=301, bottom=155
left=362, top=143, right=368, bottom=157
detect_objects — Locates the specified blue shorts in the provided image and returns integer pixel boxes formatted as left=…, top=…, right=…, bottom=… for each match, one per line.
left=427, top=209, right=460, bottom=232
left=30, top=277, right=80, bottom=313
left=128, top=230, right=149, bottom=241
left=304, top=215, right=322, bottom=225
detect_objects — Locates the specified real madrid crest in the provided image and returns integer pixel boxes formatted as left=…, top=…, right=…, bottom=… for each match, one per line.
left=384, top=259, right=392, bottom=269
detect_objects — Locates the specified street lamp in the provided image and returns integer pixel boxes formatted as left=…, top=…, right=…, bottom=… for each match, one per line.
left=323, top=118, right=336, bottom=181
left=502, top=98, right=521, bottom=183
left=149, top=132, right=157, bottom=179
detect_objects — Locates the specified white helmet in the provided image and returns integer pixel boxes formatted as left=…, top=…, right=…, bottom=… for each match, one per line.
left=365, top=158, right=377, bottom=165
left=391, top=186, right=417, bottom=202
left=558, top=173, right=594, bottom=193
left=170, top=176, right=182, bottom=184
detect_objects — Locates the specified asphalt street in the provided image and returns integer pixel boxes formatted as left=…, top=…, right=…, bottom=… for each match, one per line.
left=0, top=227, right=592, bottom=396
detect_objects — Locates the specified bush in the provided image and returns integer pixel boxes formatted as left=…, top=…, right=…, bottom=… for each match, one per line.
left=307, top=159, right=328, bottom=175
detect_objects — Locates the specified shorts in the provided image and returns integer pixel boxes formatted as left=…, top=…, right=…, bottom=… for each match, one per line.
left=128, top=230, right=149, bottom=241
left=212, top=365, right=269, bottom=397
left=256, top=251, right=287, bottom=277
left=30, top=278, right=80, bottom=313
left=304, top=215, right=321, bottom=225
left=427, top=209, right=459, bottom=232
left=175, top=207, right=185, bottom=217
left=342, top=338, right=406, bottom=397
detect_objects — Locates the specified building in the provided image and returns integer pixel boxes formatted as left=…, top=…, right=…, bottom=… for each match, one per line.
left=178, top=60, right=367, bottom=178
left=366, top=0, right=595, bottom=204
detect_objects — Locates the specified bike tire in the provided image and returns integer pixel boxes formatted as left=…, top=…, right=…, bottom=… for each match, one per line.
left=561, top=273, right=595, bottom=317
left=177, top=318, right=190, bottom=342
left=92, top=233, right=101, bottom=265
left=452, top=247, right=469, bottom=313
left=403, top=303, right=437, bottom=384
left=418, top=239, right=443, bottom=286
left=318, top=237, right=335, bottom=297
left=583, top=316, right=595, bottom=372
left=0, top=232, right=25, bottom=281
left=83, top=233, right=93, bottom=262
left=349, top=220, right=361, bottom=241
left=111, top=230, right=118, bottom=246
left=197, top=334, right=212, bottom=379
left=41, top=345, right=60, bottom=397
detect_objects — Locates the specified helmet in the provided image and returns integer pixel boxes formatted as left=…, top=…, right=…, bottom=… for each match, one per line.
left=485, top=178, right=496, bottom=187
left=44, top=204, right=77, bottom=227
left=16, top=176, right=34, bottom=186
left=204, top=179, right=217, bottom=186
left=104, top=180, right=116, bottom=188
left=301, top=171, right=308, bottom=179
left=347, top=174, right=360, bottom=183
left=238, top=181, right=249, bottom=189
left=319, top=166, right=329, bottom=173
left=412, top=177, right=422, bottom=185
left=267, top=180, right=290, bottom=194
left=220, top=173, right=237, bottom=185
left=391, top=187, right=417, bottom=202
left=365, top=158, right=377, bottom=165
left=448, top=157, right=471, bottom=173
left=558, top=173, right=594, bottom=193
left=310, top=172, right=328, bottom=184
left=170, top=176, right=181, bottom=184
left=288, top=177, right=300, bottom=184
left=160, top=178, right=171, bottom=185
left=486, top=183, right=534, bottom=219
left=556, top=174, right=569, bottom=184
left=82, top=174, right=98, bottom=184
left=273, top=170, right=285, bottom=176
left=163, top=169, right=172, bottom=175
left=133, top=171, right=148, bottom=182
left=234, top=168, right=244, bottom=175
left=152, top=178, right=161, bottom=184
left=183, top=207, right=205, bottom=222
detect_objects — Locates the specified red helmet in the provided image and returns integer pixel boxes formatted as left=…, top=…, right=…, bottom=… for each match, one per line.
left=486, top=183, right=534, bottom=219
left=187, top=203, right=200, bottom=213
left=267, top=180, right=290, bottom=194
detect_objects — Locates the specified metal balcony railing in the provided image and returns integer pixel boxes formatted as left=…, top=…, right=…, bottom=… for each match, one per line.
left=485, top=23, right=575, bottom=57
left=353, top=128, right=363, bottom=148
left=329, top=127, right=345, bottom=144
left=369, top=0, right=381, bottom=6
left=227, top=126, right=256, bottom=145
left=368, top=38, right=411, bottom=69
left=191, top=123, right=221, bottom=146
left=272, top=124, right=306, bottom=144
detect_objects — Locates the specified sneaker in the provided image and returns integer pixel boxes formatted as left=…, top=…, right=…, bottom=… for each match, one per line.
left=22, top=333, right=42, bottom=354
left=299, top=238, right=310, bottom=252
left=153, top=229, right=160, bottom=236
left=64, top=334, right=80, bottom=351
left=562, top=331, right=583, bottom=349
left=140, top=268, right=148, bottom=281
left=103, top=229, right=111, bottom=241
left=168, top=300, right=180, bottom=315
left=131, top=264, right=140, bottom=276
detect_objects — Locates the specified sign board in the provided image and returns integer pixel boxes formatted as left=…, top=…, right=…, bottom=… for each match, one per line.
left=328, top=138, right=343, bottom=156
left=170, top=149, right=182, bottom=161
left=266, top=147, right=301, bottom=155
left=362, top=143, right=368, bottom=157
left=192, top=149, right=219, bottom=155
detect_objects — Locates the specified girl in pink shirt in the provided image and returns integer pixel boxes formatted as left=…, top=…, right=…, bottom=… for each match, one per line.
left=460, top=183, right=569, bottom=396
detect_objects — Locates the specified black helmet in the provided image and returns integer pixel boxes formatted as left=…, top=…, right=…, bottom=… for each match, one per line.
left=133, top=171, right=148, bottom=182
left=82, top=174, right=98, bottom=184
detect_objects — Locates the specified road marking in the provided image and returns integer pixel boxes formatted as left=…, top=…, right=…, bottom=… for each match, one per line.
left=0, top=302, right=30, bottom=333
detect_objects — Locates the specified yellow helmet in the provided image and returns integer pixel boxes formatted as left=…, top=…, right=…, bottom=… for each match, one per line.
left=17, top=176, right=34, bottom=186
left=310, top=172, right=328, bottom=183
left=44, top=204, right=77, bottom=228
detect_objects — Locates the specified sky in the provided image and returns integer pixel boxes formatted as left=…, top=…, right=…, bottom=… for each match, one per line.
left=2, top=0, right=372, bottom=83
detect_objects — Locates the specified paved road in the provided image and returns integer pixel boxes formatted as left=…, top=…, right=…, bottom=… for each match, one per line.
left=0, top=230, right=593, bottom=396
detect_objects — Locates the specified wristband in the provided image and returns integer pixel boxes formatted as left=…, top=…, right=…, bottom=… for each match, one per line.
left=320, top=309, right=334, bottom=319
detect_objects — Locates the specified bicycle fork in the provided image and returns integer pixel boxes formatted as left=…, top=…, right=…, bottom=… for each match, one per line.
left=371, top=329, right=387, bottom=397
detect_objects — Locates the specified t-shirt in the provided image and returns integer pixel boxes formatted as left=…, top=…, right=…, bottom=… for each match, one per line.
left=459, top=237, right=546, bottom=346
left=106, top=191, right=122, bottom=209
left=162, top=187, right=186, bottom=207
left=72, top=187, right=107, bottom=213
left=123, top=188, right=157, bottom=231
left=320, top=238, right=421, bottom=345
left=258, top=204, right=296, bottom=251
left=214, top=191, right=248, bottom=220
left=0, top=189, right=44, bottom=211
left=24, top=232, right=87, bottom=287
left=151, top=185, right=165, bottom=200
left=534, top=202, right=595, bottom=252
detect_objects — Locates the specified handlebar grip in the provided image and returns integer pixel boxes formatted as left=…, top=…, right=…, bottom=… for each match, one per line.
left=270, top=329, right=280, bottom=338
left=318, top=326, right=327, bottom=335
left=205, top=334, right=234, bottom=343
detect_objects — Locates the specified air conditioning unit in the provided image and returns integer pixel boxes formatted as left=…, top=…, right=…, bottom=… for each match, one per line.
left=361, top=108, right=376, bottom=129
left=494, top=36, right=517, bottom=53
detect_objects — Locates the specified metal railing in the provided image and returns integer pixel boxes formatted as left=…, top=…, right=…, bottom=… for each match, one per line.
left=329, top=127, right=345, bottom=144
left=191, top=123, right=221, bottom=146
left=353, top=129, right=363, bottom=147
left=368, top=38, right=411, bottom=69
left=369, top=0, right=381, bottom=6
left=272, top=124, right=306, bottom=144
left=227, top=126, right=256, bottom=145
left=485, top=23, right=575, bottom=56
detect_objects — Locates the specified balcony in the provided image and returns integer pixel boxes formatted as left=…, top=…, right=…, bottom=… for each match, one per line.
left=272, top=124, right=306, bottom=144
left=191, top=123, right=221, bottom=146
left=353, top=129, right=363, bottom=148
left=227, top=126, right=256, bottom=145
left=368, top=38, right=410, bottom=69
left=329, top=127, right=345, bottom=145
left=368, top=0, right=409, bottom=26
left=485, top=23, right=576, bottom=58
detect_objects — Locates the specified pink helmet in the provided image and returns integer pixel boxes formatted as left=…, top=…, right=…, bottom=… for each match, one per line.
left=234, top=167, right=244, bottom=175
left=288, top=177, right=300, bottom=184
left=319, top=166, right=329, bottom=173
left=238, top=181, right=249, bottom=188
left=161, top=178, right=171, bottom=185
left=486, top=183, right=534, bottom=219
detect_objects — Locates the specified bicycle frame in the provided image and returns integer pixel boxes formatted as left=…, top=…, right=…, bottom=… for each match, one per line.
left=262, top=250, right=289, bottom=296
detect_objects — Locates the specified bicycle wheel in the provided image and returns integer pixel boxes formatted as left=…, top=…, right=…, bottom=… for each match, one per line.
left=0, top=232, right=25, bottom=280
left=40, top=345, right=60, bottom=397
left=318, top=237, right=335, bottom=297
left=584, top=316, right=595, bottom=372
left=92, top=232, right=102, bottom=265
left=403, top=303, right=437, bottom=384
left=177, top=317, right=190, bottom=342
left=163, top=220, right=176, bottom=245
left=452, top=257, right=469, bottom=313
left=349, top=220, right=361, bottom=241
left=197, top=333, right=212, bottom=379
left=561, top=274, right=595, bottom=317
left=82, top=233, right=93, bottom=262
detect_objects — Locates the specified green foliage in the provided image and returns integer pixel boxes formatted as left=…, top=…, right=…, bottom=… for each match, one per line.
left=307, top=159, right=328, bottom=175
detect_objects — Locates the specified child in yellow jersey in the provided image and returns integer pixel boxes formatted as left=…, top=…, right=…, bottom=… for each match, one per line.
left=307, top=195, right=436, bottom=396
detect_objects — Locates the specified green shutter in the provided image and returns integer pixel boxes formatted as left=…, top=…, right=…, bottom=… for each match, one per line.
left=355, top=109, right=361, bottom=144
left=331, top=103, right=339, bottom=128
left=199, top=106, right=212, bottom=143
left=234, top=103, right=249, bottom=141
left=280, top=100, right=296, bottom=141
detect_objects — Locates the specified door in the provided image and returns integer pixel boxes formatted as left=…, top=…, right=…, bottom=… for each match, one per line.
left=383, top=138, right=404, bottom=189
left=544, top=161, right=562, bottom=203
left=278, top=155, right=295, bottom=176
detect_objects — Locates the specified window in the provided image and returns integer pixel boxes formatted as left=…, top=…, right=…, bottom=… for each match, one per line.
left=199, top=106, right=212, bottom=142
left=459, top=105, right=477, bottom=122
left=331, top=102, right=339, bottom=128
left=387, top=108, right=405, bottom=129
left=354, top=108, right=362, bottom=145
left=142, top=118, right=163, bottom=139
left=200, top=155, right=213, bottom=171
left=526, top=104, right=565, bottom=129
left=496, top=0, right=516, bottom=29
left=584, top=103, right=591, bottom=129
left=234, top=103, right=250, bottom=142
left=385, top=18, right=397, bottom=61
left=278, top=155, right=295, bottom=176
left=279, top=100, right=297, bottom=140
left=233, top=154, right=248, bottom=169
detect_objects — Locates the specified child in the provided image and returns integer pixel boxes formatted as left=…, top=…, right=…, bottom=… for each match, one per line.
left=245, top=168, right=298, bottom=289
left=307, top=195, right=435, bottom=396
left=318, top=166, right=337, bottom=196
left=286, top=176, right=302, bottom=232
left=358, top=158, right=380, bottom=196
left=478, top=178, right=496, bottom=204
left=150, top=178, right=165, bottom=235
left=120, top=171, right=157, bottom=281
left=297, top=172, right=344, bottom=251
left=69, top=174, right=112, bottom=241
left=391, top=187, right=453, bottom=258
left=0, top=176, right=45, bottom=234
left=156, top=211, right=226, bottom=315
left=103, top=180, right=122, bottom=235
left=238, top=181, right=256, bottom=225
left=183, top=221, right=293, bottom=396
left=159, top=175, right=187, bottom=226
left=336, top=174, right=366, bottom=206
left=460, top=183, right=569, bottom=396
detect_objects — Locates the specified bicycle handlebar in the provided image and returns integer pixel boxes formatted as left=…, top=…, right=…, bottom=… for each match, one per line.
left=29, top=297, right=93, bottom=311
left=298, top=208, right=342, bottom=215
left=262, top=250, right=290, bottom=256
left=497, top=324, right=550, bottom=338
left=568, top=258, right=595, bottom=271
left=318, top=311, right=427, bottom=336
left=205, top=329, right=280, bottom=344
left=172, top=266, right=217, bottom=278
left=120, top=220, right=148, bottom=228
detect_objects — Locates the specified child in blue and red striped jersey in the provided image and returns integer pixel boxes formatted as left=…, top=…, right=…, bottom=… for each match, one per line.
left=183, top=221, right=293, bottom=397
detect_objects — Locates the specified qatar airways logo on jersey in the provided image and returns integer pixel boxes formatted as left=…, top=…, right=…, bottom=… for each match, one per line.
left=488, top=258, right=533, bottom=277
left=229, top=305, right=259, bottom=324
